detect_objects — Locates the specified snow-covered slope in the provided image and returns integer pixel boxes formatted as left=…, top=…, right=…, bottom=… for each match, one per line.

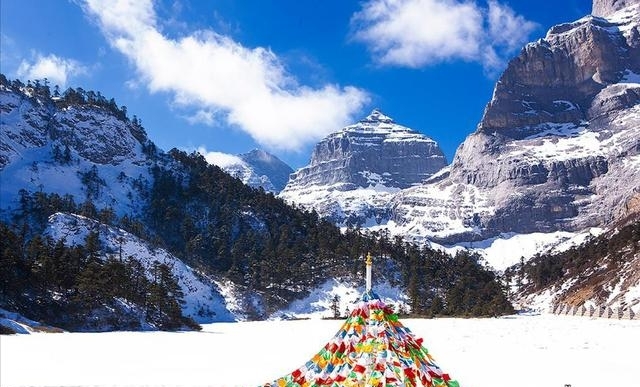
left=44, top=212, right=239, bottom=323
left=280, top=110, right=447, bottom=227
left=202, top=149, right=293, bottom=193
left=432, top=228, right=605, bottom=272
left=508, top=222, right=640, bottom=315
left=0, top=84, right=154, bottom=219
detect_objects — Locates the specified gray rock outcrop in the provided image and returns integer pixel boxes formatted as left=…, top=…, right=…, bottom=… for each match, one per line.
left=479, top=5, right=639, bottom=138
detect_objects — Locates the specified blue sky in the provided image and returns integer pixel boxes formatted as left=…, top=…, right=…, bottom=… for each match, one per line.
left=1, top=0, right=591, bottom=169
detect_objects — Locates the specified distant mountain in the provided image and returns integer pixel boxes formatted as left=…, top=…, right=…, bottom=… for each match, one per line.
left=203, top=149, right=293, bottom=193
left=240, top=149, right=293, bottom=192
left=280, top=109, right=447, bottom=227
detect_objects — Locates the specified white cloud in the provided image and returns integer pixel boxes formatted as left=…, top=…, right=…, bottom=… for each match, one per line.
left=16, top=53, right=86, bottom=87
left=351, top=0, right=483, bottom=67
left=81, top=0, right=369, bottom=151
left=185, top=110, right=216, bottom=126
left=351, top=0, right=537, bottom=72
left=487, top=0, right=537, bottom=52
left=197, top=148, right=245, bottom=169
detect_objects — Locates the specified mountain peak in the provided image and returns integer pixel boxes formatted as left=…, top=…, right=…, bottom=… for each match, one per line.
left=242, top=148, right=272, bottom=162
left=361, top=109, right=394, bottom=124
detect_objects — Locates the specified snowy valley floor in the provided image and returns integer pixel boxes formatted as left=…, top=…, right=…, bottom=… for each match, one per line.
left=1, top=314, right=638, bottom=387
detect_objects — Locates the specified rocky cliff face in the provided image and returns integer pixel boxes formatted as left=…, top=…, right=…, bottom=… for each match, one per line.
left=479, top=2, right=639, bottom=137
left=0, top=87, right=148, bottom=169
left=280, top=110, right=447, bottom=226
left=388, top=2, right=640, bottom=243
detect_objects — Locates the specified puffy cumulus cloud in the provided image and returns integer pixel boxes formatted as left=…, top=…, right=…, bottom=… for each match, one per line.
left=16, top=53, right=87, bottom=87
left=82, top=0, right=369, bottom=151
left=351, top=0, right=483, bottom=67
left=351, top=0, right=537, bottom=72
left=196, top=147, right=245, bottom=169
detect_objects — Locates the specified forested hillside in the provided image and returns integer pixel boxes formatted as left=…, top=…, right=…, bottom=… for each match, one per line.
left=507, top=220, right=640, bottom=310
left=0, top=223, right=198, bottom=331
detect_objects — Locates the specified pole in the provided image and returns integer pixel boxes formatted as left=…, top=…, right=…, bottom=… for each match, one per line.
left=365, top=252, right=372, bottom=292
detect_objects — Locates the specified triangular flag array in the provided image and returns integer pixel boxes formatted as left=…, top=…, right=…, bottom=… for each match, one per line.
left=263, top=291, right=459, bottom=387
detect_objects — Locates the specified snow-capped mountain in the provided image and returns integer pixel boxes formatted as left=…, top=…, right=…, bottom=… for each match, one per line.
left=202, top=149, right=293, bottom=193
left=240, top=149, right=293, bottom=192
left=2, top=82, right=424, bottom=327
left=275, top=1, right=640, bottom=325
left=387, top=1, right=640, bottom=244
left=3, top=0, right=638, bottom=330
left=280, top=109, right=447, bottom=227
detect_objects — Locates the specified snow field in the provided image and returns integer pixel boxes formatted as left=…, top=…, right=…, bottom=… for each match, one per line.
left=1, top=314, right=638, bottom=387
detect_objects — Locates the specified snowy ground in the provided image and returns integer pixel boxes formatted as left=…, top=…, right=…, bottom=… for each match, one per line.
left=1, top=314, right=638, bottom=387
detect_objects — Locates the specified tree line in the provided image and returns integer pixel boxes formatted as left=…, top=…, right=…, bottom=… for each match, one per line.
left=0, top=74, right=140, bottom=125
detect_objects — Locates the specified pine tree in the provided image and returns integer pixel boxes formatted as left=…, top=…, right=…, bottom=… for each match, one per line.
left=331, top=295, right=340, bottom=318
